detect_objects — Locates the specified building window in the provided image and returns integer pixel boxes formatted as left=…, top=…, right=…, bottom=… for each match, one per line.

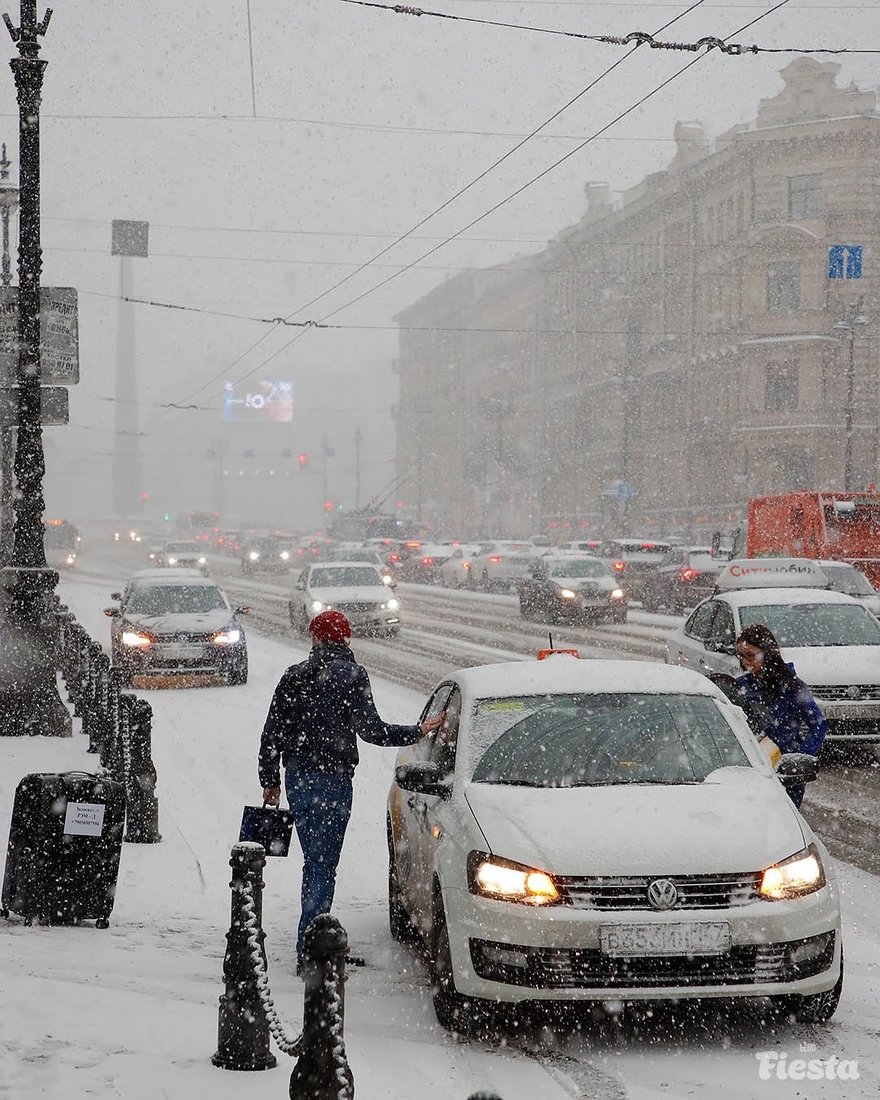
left=767, top=261, right=801, bottom=313
left=788, top=173, right=822, bottom=219
left=765, top=363, right=799, bottom=412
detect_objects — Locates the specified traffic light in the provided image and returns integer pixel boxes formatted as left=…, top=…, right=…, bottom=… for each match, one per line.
left=324, top=499, right=333, bottom=511
left=298, top=452, right=310, bottom=469
left=163, top=512, right=171, bottom=522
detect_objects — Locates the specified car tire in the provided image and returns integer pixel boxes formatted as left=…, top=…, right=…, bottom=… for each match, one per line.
left=225, top=654, right=248, bottom=686
left=431, top=890, right=493, bottom=1035
left=613, top=609, right=628, bottom=624
left=772, top=953, right=843, bottom=1024
left=387, top=824, right=420, bottom=944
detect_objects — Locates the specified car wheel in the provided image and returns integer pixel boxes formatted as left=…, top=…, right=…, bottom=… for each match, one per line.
left=387, top=824, right=420, bottom=944
left=431, top=890, right=493, bottom=1035
left=225, top=653, right=248, bottom=686
left=772, top=953, right=843, bottom=1023
left=613, top=608, right=628, bottom=624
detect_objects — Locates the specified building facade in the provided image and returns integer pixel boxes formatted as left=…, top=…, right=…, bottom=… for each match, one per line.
left=393, top=59, right=879, bottom=541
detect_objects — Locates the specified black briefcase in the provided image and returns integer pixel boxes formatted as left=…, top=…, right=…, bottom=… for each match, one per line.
left=239, top=803, right=295, bottom=857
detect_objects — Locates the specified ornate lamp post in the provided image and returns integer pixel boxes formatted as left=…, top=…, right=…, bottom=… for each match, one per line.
left=0, top=142, right=18, bottom=565
left=0, top=1, right=70, bottom=736
left=833, top=298, right=869, bottom=492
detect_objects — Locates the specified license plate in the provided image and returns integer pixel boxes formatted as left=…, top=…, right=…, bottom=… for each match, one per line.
left=821, top=702, right=880, bottom=719
left=159, top=644, right=204, bottom=659
left=600, top=922, right=730, bottom=957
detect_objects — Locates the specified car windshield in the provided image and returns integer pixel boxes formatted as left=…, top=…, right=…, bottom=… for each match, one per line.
left=549, top=559, right=610, bottom=579
left=820, top=565, right=876, bottom=596
left=310, top=566, right=382, bottom=587
left=469, top=693, right=749, bottom=787
left=166, top=542, right=200, bottom=554
left=739, top=602, right=880, bottom=646
left=126, top=585, right=228, bottom=615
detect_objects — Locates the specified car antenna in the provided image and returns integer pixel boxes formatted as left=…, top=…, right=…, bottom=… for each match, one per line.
left=548, top=632, right=553, bottom=649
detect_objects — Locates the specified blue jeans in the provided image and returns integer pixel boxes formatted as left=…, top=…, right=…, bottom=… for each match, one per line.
left=284, top=769, right=353, bottom=961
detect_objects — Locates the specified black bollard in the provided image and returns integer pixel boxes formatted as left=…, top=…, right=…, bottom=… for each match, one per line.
left=123, top=697, right=161, bottom=843
left=212, top=842, right=277, bottom=1071
left=290, top=914, right=354, bottom=1100
left=467, top=1094, right=504, bottom=1099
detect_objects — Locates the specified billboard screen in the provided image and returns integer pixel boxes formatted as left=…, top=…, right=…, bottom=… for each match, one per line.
left=223, top=380, right=294, bottom=423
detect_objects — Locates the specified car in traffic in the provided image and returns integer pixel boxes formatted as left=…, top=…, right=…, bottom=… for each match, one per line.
left=517, top=555, right=627, bottom=624
left=596, top=538, right=673, bottom=603
left=437, top=544, right=483, bottom=588
left=665, top=577, right=880, bottom=746
left=387, top=656, right=841, bottom=1033
left=155, top=540, right=209, bottom=573
left=319, top=546, right=396, bottom=586
left=813, top=560, right=880, bottom=618
left=467, top=540, right=540, bottom=591
left=641, top=546, right=721, bottom=615
left=288, top=561, right=401, bottom=637
left=240, top=535, right=293, bottom=576
left=104, top=569, right=249, bottom=686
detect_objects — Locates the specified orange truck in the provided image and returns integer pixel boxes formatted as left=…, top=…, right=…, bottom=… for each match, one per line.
left=746, top=491, right=880, bottom=586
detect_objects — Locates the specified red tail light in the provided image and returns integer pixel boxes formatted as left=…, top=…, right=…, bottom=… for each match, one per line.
left=389, top=552, right=400, bottom=562
left=488, top=555, right=502, bottom=564
left=612, top=560, right=626, bottom=572
left=421, top=557, right=434, bottom=566
left=679, top=567, right=701, bottom=582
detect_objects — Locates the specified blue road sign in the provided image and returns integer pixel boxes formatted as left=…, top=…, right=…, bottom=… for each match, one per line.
left=617, top=481, right=636, bottom=501
left=828, top=245, right=862, bottom=279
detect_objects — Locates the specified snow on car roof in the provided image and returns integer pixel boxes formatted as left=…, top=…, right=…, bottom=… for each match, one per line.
left=127, top=568, right=215, bottom=587
left=452, top=657, right=724, bottom=699
left=720, top=586, right=862, bottom=608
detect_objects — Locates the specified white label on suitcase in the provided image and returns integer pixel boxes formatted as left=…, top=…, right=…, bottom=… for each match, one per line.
left=63, top=801, right=105, bottom=837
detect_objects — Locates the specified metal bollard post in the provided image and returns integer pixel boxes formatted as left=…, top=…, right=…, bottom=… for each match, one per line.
left=290, top=914, right=354, bottom=1100
left=100, top=666, right=125, bottom=783
left=123, top=697, right=161, bottom=843
left=212, top=842, right=277, bottom=1071
left=91, top=652, right=113, bottom=759
left=467, top=1094, right=504, bottom=1099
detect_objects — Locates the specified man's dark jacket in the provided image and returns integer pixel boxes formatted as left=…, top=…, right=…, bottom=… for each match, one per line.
left=259, top=642, right=421, bottom=787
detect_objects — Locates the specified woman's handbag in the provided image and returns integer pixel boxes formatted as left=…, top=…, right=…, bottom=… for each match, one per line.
left=239, top=802, right=295, bottom=857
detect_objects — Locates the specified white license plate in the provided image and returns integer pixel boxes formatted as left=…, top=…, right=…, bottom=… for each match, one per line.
left=159, top=645, right=204, bottom=659
left=821, top=702, right=880, bottom=719
left=600, top=922, right=730, bottom=957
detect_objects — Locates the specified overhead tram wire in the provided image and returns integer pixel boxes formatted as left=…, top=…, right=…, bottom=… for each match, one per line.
left=198, top=0, right=794, bottom=408
left=151, top=0, right=711, bottom=425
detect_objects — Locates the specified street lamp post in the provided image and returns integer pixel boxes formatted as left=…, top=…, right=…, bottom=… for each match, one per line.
left=833, top=297, right=869, bottom=492
left=0, top=2, right=70, bottom=736
left=0, top=142, right=19, bottom=566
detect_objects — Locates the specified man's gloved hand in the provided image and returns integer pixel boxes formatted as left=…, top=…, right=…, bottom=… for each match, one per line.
left=262, top=786, right=281, bottom=806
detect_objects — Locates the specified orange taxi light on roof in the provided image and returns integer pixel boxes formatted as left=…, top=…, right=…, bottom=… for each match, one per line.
left=537, top=648, right=580, bottom=660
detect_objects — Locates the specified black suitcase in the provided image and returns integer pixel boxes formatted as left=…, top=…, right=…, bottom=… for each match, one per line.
left=1, top=771, right=125, bottom=927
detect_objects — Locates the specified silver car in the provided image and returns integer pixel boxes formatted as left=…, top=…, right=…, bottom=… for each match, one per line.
left=288, top=562, right=401, bottom=638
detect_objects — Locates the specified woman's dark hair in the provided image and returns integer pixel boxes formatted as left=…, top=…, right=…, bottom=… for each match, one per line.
left=736, top=622, right=794, bottom=691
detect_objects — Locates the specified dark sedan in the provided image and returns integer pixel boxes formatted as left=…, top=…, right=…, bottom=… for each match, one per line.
left=640, top=547, right=721, bottom=614
left=518, top=555, right=628, bottom=624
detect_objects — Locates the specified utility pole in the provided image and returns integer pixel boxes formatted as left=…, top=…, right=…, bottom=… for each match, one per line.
left=619, top=316, right=641, bottom=536
left=0, top=141, right=19, bottom=566
left=833, top=297, right=869, bottom=492
left=0, top=1, right=71, bottom=735
left=354, top=425, right=362, bottom=511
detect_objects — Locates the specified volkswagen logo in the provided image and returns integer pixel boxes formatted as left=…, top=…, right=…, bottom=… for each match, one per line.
left=646, top=878, right=679, bottom=911
left=846, top=685, right=862, bottom=701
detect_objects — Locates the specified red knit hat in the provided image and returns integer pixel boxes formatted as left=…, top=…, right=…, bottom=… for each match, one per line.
left=308, top=609, right=352, bottom=644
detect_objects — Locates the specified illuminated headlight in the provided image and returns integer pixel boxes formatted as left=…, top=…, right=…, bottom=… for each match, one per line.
left=311, top=600, right=326, bottom=612
left=382, top=574, right=393, bottom=585
left=121, top=630, right=153, bottom=648
left=167, top=556, right=178, bottom=565
left=249, top=551, right=260, bottom=561
left=382, top=598, right=400, bottom=611
left=559, top=588, right=577, bottom=600
left=198, top=556, right=207, bottom=565
left=114, top=531, right=120, bottom=541
left=129, top=531, right=137, bottom=541
left=610, top=587, right=625, bottom=599
left=212, top=628, right=241, bottom=646
left=468, top=852, right=561, bottom=906
left=65, top=553, right=76, bottom=565
left=148, top=551, right=156, bottom=560
left=760, top=845, right=825, bottom=900
left=280, top=550, right=290, bottom=561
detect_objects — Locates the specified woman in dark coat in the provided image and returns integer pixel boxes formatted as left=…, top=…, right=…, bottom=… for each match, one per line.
left=734, top=622, right=828, bottom=807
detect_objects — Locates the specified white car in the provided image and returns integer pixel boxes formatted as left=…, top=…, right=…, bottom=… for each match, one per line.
left=387, top=657, right=841, bottom=1032
left=156, top=540, right=208, bottom=574
left=438, top=544, right=483, bottom=588
left=665, top=586, right=880, bottom=744
left=289, top=561, right=401, bottom=637
left=468, top=540, right=540, bottom=590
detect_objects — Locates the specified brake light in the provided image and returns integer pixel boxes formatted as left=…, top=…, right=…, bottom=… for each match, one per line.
left=488, top=555, right=502, bottom=564
left=640, top=542, right=656, bottom=549
left=680, top=567, right=701, bottom=582
left=612, top=560, right=626, bottom=572
left=389, top=552, right=400, bottom=562
left=421, top=557, right=434, bottom=566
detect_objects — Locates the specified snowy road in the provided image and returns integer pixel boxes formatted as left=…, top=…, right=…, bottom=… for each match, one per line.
left=0, top=556, right=878, bottom=1098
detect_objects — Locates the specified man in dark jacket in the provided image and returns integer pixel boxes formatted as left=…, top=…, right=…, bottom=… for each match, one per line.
left=259, top=609, right=443, bottom=970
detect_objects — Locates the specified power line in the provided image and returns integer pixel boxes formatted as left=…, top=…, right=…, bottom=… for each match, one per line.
left=341, top=0, right=880, bottom=53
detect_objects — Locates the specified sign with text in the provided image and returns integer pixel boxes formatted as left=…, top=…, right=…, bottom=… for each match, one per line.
left=0, top=287, right=80, bottom=385
left=223, top=379, right=294, bottom=423
left=63, top=801, right=106, bottom=837
left=0, top=385, right=69, bottom=426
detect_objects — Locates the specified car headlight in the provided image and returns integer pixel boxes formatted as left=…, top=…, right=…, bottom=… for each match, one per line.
left=383, top=598, right=400, bottom=611
left=280, top=550, right=290, bottom=561
left=212, top=628, right=241, bottom=646
left=311, top=600, right=325, bottom=612
left=198, top=556, right=207, bottom=565
left=610, top=587, right=625, bottom=599
left=382, top=573, right=393, bottom=585
left=558, top=588, right=577, bottom=600
left=65, top=553, right=76, bottom=564
left=468, top=852, right=561, bottom=906
left=759, top=845, right=825, bottom=900
left=167, top=556, right=178, bottom=565
left=121, top=630, right=153, bottom=648
left=249, top=551, right=260, bottom=561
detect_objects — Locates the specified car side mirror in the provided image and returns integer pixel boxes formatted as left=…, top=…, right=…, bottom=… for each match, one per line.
left=706, top=637, right=735, bottom=656
left=776, top=753, right=819, bottom=785
left=110, top=592, right=121, bottom=601
left=395, top=762, right=452, bottom=800
left=235, top=606, right=252, bottom=615
left=103, top=607, right=119, bottom=617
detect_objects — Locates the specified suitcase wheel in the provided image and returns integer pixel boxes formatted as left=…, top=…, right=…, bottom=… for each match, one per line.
left=0, top=908, right=8, bottom=920
left=96, top=918, right=110, bottom=929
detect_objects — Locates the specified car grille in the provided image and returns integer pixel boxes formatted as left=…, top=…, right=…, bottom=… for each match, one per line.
left=811, top=684, right=880, bottom=701
left=334, top=602, right=382, bottom=614
left=558, top=872, right=763, bottom=910
left=153, top=632, right=215, bottom=644
left=470, top=932, right=835, bottom=990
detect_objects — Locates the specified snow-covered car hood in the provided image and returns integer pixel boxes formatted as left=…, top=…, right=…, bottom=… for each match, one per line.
left=125, top=609, right=235, bottom=633
left=464, top=769, right=805, bottom=876
left=308, top=585, right=393, bottom=603
left=783, top=646, right=880, bottom=686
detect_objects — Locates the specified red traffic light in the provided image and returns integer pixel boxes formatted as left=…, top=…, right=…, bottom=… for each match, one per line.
left=297, top=452, right=309, bottom=469
left=324, top=499, right=333, bottom=511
